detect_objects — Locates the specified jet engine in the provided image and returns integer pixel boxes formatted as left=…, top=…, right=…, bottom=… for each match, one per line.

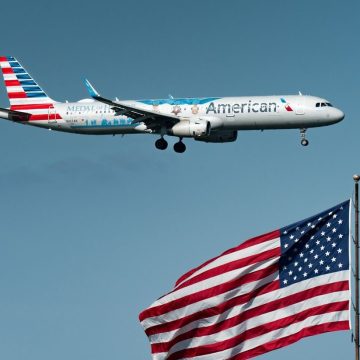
left=169, top=120, right=210, bottom=138
left=195, top=130, right=238, bottom=143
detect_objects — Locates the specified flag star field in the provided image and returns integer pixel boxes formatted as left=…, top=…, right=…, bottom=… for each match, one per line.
left=279, top=201, right=349, bottom=287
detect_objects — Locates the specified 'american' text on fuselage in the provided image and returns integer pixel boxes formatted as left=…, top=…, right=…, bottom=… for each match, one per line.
left=206, top=101, right=278, bottom=115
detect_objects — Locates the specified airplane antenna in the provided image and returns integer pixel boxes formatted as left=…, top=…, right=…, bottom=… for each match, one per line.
left=298, top=91, right=303, bottom=96
left=168, top=94, right=174, bottom=99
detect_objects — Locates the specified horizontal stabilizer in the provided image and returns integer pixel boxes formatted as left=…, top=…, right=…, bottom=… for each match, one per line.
left=0, top=107, right=30, bottom=122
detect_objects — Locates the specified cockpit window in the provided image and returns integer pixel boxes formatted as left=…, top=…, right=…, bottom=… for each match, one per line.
left=316, top=102, right=333, bottom=108
left=315, top=102, right=333, bottom=107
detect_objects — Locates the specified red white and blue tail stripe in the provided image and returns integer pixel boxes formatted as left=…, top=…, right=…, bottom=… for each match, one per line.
left=0, top=56, right=61, bottom=121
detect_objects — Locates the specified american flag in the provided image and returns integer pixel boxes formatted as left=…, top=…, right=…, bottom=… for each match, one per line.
left=139, top=200, right=351, bottom=360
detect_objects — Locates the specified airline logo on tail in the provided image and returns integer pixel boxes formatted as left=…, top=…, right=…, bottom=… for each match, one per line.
left=0, top=56, right=61, bottom=120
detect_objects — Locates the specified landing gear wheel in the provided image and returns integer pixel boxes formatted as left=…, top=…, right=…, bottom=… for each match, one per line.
left=300, top=128, right=309, bottom=147
left=155, top=138, right=168, bottom=150
left=174, top=141, right=186, bottom=153
left=301, top=139, right=309, bottom=146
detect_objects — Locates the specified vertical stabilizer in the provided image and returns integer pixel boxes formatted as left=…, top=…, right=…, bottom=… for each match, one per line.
left=0, top=56, right=55, bottom=110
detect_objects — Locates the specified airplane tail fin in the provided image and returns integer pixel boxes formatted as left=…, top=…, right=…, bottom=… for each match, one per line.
left=0, top=56, right=56, bottom=111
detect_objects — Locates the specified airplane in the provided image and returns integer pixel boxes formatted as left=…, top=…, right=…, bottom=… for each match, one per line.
left=0, top=56, right=345, bottom=153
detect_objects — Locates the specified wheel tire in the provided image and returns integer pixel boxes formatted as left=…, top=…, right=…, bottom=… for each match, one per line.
left=174, top=141, right=186, bottom=153
left=155, top=138, right=168, bottom=150
left=301, top=139, right=309, bottom=147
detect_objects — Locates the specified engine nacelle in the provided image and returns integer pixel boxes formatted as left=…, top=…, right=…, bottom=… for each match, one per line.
left=195, top=130, right=238, bottom=143
left=169, top=120, right=210, bottom=138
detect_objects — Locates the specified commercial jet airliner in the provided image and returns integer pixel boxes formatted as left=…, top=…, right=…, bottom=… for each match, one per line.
left=0, top=56, right=345, bottom=153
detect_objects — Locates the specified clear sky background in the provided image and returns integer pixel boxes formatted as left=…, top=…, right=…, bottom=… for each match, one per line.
left=0, top=0, right=359, bottom=359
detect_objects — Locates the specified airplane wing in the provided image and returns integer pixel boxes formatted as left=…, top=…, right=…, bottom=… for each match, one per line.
left=0, top=107, right=31, bottom=122
left=84, top=79, right=180, bottom=130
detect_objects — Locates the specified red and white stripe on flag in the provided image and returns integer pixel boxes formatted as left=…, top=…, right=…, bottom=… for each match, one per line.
left=139, top=201, right=351, bottom=360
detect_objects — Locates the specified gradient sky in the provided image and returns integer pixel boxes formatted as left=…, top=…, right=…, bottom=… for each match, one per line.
left=0, top=0, right=359, bottom=359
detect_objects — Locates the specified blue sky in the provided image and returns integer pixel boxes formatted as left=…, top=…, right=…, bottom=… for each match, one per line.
left=0, top=0, right=358, bottom=359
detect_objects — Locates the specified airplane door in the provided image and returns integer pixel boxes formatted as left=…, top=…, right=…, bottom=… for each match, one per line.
left=295, top=104, right=305, bottom=115
left=48, top=106, right=57, bottom=123
left=48, top=106, right=61, bottom=128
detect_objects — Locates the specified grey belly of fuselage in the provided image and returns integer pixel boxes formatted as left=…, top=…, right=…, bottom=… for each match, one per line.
left=68, top=125, right=139, bottom=135
left=26, top=110, right=329, bottom=135
left=27, top=121, right=140, bottom=135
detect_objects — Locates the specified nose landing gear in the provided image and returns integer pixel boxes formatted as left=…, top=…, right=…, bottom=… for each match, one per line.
left=300, top=128, right=309, bottom=146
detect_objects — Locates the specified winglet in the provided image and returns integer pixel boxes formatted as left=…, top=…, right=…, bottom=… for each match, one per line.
left=84, top=78, right=100, bottom=98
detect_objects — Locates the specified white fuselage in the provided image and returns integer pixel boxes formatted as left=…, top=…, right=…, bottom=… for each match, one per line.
left=21, top=94, right=344, bottom=136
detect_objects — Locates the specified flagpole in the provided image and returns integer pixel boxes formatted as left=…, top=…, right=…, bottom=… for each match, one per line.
left=354, top=174, right=360, bottom=360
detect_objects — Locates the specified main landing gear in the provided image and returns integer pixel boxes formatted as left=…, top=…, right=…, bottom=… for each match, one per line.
left=174, top=138, right=186, bottom=153
left=155, top=137, right=168, bottom=150
left=154, top=137, right=186, bottom=153
left=300, top=128, right=309, bottom=147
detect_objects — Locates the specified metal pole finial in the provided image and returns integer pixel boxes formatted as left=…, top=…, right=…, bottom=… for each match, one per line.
left=354, top=174, right=360, bottom=183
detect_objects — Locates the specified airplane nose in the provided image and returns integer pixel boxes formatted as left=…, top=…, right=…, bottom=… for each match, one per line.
left=331, top=108, right=345, bottom=123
